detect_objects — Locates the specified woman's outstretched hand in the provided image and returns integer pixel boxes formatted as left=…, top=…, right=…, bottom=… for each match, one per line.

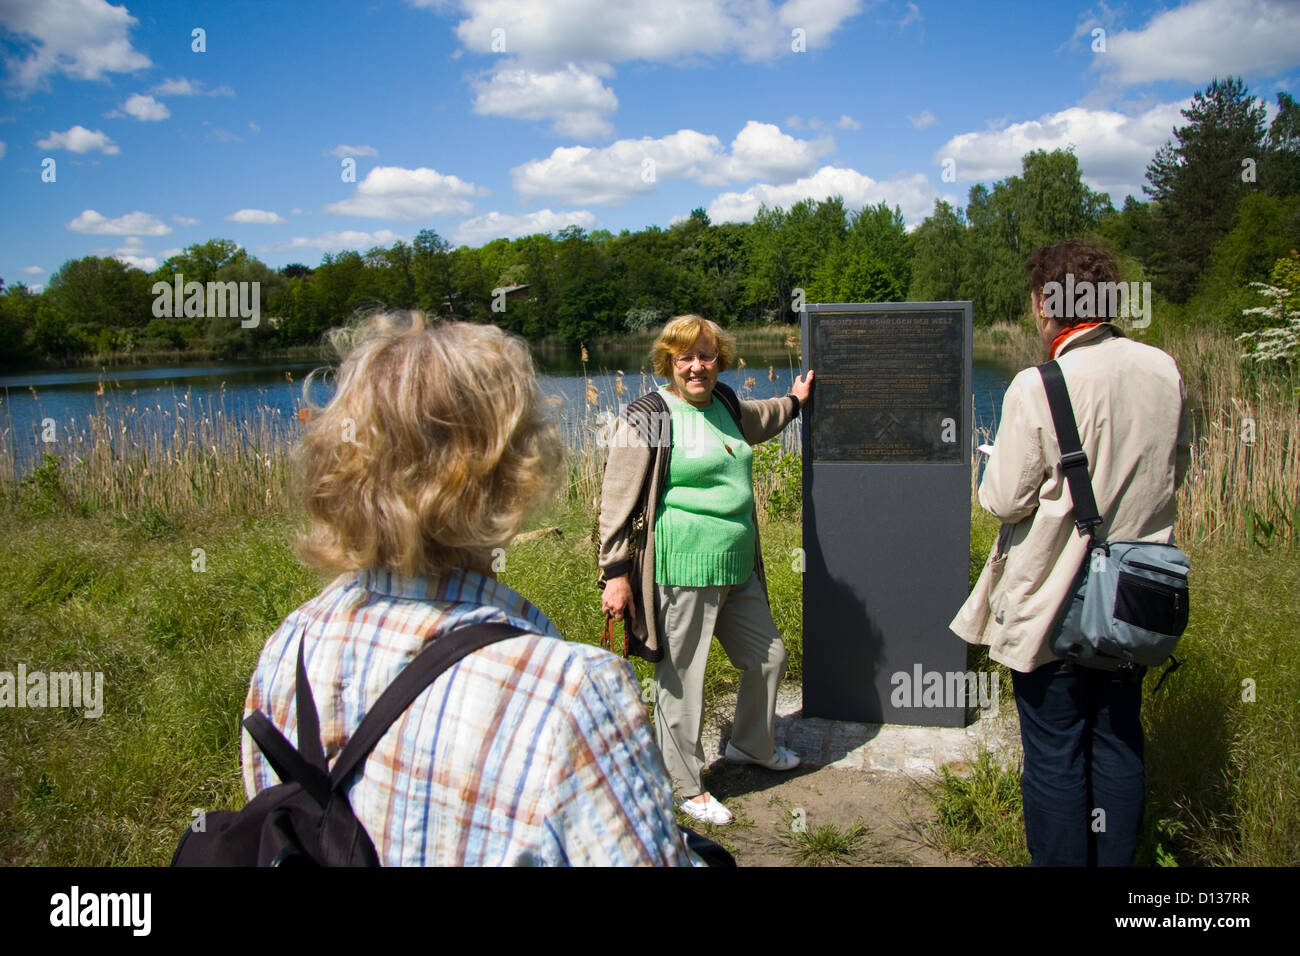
left=602, top=574, right=636, bottom=622
left=791, top=369, right=815, bottom=406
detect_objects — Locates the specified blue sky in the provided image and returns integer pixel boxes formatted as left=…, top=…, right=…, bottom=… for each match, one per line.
left=2, top=0, right=1298, bottom=290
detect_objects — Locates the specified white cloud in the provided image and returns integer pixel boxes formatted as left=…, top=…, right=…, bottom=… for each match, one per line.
left=172, top=215, right=199, bottom=226
left=157, top=248, right=182, bottom=260
left=323, top=166, right=486, bottom=220
left=21, top=265, right=43, bottom=275
left=149, top=76, right=233, bottom=96
left=120, top=93, right=169, bottom=121
left=326, top=144, right=379, bottom=158
left=1090, top=0, right=1300, bottom=87
left=909, top=109, right=936, bottom=129
left=453, top=208, right=596, bottom=245
left=0, top=0, right=151, bottom=91
left=511, top=122, right=828, bottom=205
left=0, top=139, right=5, bottom=158
left=836, top=114, right=861, bottom=130
left=208, top=127, right=241, bottom=143
left=785, top=115, right=804, bottom=130
left=720, top=121, right=833, bottom=183
left=66, top=209, right=170, bottom=236
left=27, top=284, right=44, bottom=293
left=115, top=253, right=157, bottom=271
left=259, top=229, right=406, bottom=253
left=226, top=209, right=285, bottom=224
left=443, top=0, right=864, bottom=65
left=36, top=125, right=119, bottom=154
left=934, top=100, right=1189, bottom=201
left=705, top=165, right=943, bottom=229
left=472, top=62, right=617, bottom=137
left=899, top=1, right=922, bottom=30
left=513, top=130, right=724, bottom=204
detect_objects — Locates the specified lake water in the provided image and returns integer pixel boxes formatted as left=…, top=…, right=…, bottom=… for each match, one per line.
left=0, top=349, right=1016, bottom=473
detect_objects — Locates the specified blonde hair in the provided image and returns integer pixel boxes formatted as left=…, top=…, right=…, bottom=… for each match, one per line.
left=650, top=314, right=736, bottom=377
left=295, top=311, right=562, bottom=579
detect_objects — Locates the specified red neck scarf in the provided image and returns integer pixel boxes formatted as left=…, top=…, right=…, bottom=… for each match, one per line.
left=1051, top=322, right=1104, bottom=360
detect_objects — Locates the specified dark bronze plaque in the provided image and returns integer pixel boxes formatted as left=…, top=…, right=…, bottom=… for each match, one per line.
left=809, top=309, right=964, bottom=463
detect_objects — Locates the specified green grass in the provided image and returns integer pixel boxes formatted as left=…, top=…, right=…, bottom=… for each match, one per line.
left=913, top=750, right=1030, bottom=866
left=0, top=509, right=323, bottom=865
left=782, top=819, right=876, bottom=866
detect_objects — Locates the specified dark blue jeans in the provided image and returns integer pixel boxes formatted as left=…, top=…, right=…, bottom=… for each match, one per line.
left=1011, top=660, right=1146, bottom=866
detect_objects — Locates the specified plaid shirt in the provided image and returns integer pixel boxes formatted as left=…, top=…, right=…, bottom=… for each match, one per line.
left=243, top=567, right=691, bottom=866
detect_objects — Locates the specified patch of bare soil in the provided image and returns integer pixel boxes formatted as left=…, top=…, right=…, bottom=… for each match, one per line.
left=675, top=689, right=975, bottom=867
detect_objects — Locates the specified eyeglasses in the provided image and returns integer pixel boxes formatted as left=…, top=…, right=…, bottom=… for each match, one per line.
left=673, top=351, right=718, bottom=368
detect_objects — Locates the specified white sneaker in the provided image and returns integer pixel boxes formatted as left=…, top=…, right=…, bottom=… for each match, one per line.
left=724, top=741, right=800, bottom=771
left=679, top=793, right=733, bottom=826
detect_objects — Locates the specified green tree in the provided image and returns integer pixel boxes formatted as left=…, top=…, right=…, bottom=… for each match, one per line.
left=0, top=283, right=38, bottom=365
left=1095, top=195, right=1159, bottom=269
left=1263, top=91, right=1300, bottom=198
left=908, top=200, right=966, bottom=302
left=412, top=229, right=454, bottom=315
left=807, top=248, right=902, bottom=303
left=159, top=239, right=246, bottom=285
left=847, top=202, right=912, bottom=295
left=1144, top=77, right=1268, bottom=301
left=44, top=256, right=154, bottom=338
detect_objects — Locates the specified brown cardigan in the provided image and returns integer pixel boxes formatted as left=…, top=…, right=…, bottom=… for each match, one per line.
left=597, top=382, right=801, bottom=661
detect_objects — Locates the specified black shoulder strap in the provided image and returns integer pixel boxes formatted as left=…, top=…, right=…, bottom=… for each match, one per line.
left=711, top=381, right=744, bottom=432
left=244, top=621, right=527, bottom=800
left=1037, top=361, right=1103, bottom=539
left=625, top=391, right=670, bottom=523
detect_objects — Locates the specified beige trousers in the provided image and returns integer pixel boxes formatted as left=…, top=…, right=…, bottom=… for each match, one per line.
left=652, top=572, right=788, bottom=797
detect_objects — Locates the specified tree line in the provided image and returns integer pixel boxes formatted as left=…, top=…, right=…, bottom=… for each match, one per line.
left=1, top=78, right=1297, bottom=367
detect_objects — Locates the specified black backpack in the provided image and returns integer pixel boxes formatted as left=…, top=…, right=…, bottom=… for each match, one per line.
left=172, top=621, right=525, bottom=866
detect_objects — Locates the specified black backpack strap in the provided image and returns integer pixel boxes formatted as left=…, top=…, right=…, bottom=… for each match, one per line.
left=295, top=636, right=328, bottom=772
left=711, top=381, right=744, bottom=432
left=243, top=708, right=334, bottom=806
left=241, top=636, right=332, bottom=804
left=1037, top=361, right=1103, bottom=540
left=328, top=621, right=527, bottom=787
left=627, top=391, right=670, bottom=526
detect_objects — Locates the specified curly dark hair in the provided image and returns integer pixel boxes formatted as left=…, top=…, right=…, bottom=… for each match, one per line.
left=1026, top=239, right=1123, bottom=325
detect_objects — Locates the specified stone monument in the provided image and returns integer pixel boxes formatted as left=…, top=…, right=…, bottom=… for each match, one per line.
left=800, top=302, right=974, bottom=727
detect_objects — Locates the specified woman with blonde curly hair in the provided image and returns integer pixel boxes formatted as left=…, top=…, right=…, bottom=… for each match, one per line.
left=598, top=314, right=813, bottom=826
left=243, top=311, right=691, bottom=865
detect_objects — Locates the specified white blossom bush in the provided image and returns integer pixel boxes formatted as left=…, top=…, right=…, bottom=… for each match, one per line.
left=1237, top=282, right=1298, bottom=364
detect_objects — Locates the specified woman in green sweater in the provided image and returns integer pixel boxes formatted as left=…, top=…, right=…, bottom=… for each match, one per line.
left=598, top=315, right=813, bottom=826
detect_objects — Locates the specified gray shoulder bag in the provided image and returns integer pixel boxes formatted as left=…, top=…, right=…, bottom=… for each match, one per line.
left=1039, top=360, right=1189, bottom=682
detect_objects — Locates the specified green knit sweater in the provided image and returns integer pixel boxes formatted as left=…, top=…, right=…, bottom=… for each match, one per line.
left=654, top=385, right=756, bottom=586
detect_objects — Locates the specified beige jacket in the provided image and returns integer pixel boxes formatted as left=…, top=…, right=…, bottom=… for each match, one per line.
left=950, top=324, right=1192, bottom=673
left=598, top=384, right=800, bottom=661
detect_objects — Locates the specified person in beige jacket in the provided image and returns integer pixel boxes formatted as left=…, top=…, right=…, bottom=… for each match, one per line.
left=951, top=239, right=1192, bottom=866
